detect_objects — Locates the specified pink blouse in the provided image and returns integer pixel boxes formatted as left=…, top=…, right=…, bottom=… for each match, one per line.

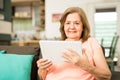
left=43, top=37, right=101, bottom=80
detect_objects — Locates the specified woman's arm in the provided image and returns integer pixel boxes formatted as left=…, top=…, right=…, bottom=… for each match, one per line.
left=38, top=68, right=47, bottom=80
left=62, top=47, right=111, bottom=80
left=37, top=59, right=52, bottom=80
left=86, top=47, right=111, bottom=80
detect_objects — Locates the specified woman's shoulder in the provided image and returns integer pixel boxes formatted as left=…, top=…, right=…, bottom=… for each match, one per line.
left=87, top=37, right=98, bottom=42
left=83, top=37, right=100, bottom=46
left=87, top=37, right=101, bottom=48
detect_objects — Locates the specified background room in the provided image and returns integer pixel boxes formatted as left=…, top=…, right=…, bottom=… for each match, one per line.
left=0, top=0, right=120, bottom=77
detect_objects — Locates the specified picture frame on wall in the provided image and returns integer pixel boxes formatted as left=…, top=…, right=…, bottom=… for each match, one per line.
left=52, top=13, right=62, bottom=22
left=0, top=0, right=4, bottom=11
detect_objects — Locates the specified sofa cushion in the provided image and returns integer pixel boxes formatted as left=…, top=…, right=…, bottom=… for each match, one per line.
left=0, top=46, right=41, bottom=80
left=0, top=54, right=34, bottom=80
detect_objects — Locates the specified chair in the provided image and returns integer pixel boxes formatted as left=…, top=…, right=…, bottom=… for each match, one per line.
left=104, top=35, right=119, bottom=71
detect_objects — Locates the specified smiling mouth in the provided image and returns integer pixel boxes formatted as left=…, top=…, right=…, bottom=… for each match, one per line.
left=68, top=31, right=77, bottom=33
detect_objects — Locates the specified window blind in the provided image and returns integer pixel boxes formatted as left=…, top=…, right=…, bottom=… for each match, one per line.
left=94, top=9, right=117, bottom=47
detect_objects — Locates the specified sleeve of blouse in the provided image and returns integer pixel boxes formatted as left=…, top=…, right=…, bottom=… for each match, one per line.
left=88, top=37, right=104, bottom=60
left=89, top=37, right=101, bottom=50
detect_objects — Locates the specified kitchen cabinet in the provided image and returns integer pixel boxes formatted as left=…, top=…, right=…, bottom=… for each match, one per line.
left=12, top=5, right=32, bottom=19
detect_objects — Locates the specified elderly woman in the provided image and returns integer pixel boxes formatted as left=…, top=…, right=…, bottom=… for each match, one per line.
left=37, top=7, right=111, bottom=80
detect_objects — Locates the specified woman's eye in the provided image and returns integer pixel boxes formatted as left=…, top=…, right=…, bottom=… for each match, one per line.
left=75, top=22, right=80, bottom=25
left=65, top=22, right=70, bottom=24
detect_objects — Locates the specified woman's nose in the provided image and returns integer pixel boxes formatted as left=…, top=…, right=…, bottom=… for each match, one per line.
left=69, top=23, right=75, bottom=28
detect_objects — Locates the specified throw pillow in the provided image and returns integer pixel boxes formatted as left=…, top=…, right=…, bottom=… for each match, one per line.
left=0, top=54, right=34, bottom=80
left=0, top=50, right=6, bottom=54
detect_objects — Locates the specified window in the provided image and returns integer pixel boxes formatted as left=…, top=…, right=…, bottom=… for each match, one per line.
left=94, top=8, right=117, bottom=47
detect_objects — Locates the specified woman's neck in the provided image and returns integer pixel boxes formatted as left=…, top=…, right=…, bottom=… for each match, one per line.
left=65, top=38, right=82, bottom=41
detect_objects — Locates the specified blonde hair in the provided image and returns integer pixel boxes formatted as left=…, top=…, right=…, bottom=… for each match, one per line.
left=60, top=7, right=90, bottom=42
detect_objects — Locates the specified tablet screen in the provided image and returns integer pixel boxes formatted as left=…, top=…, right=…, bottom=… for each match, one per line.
left=39, top=40, right=82, bottom=63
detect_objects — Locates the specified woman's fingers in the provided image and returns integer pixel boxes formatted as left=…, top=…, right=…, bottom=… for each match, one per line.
left=82, top=48, right=85, bottom=55
left=62, top=49, right=81, bottom=64
left=37, top=59, right=47, bottom=66
left=40, top=61, right=52, bottom=70
left=82, top=48, right=88, bottom=59
left=62, top=52, right=72, bottom=62
left=37, top=59, right=52, bottom=70
left=67, top=48, right=79, bottom=56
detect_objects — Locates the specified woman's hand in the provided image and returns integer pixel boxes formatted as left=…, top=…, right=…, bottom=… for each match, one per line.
left=37, top=58, right=52, bottom=70
left=37, top=59, right=52, bottom=79
left=62, top=48, right=90, bottom=70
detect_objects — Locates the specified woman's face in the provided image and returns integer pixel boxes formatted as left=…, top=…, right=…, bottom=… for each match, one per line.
left=64, top=13, right=83, bottom=40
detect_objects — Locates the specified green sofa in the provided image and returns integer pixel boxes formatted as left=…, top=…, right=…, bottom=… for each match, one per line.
left=0, top=46, right=42, bottom=80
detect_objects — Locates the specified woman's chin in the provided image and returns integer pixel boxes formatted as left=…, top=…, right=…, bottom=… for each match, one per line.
left=67, top=37, right=80, bottom=40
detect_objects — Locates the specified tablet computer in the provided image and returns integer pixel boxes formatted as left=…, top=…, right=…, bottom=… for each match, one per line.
left=39, top=40, right=82, bottom=63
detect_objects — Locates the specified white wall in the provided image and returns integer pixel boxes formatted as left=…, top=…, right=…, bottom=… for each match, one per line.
left=116, top=3, right=120, bottom=66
